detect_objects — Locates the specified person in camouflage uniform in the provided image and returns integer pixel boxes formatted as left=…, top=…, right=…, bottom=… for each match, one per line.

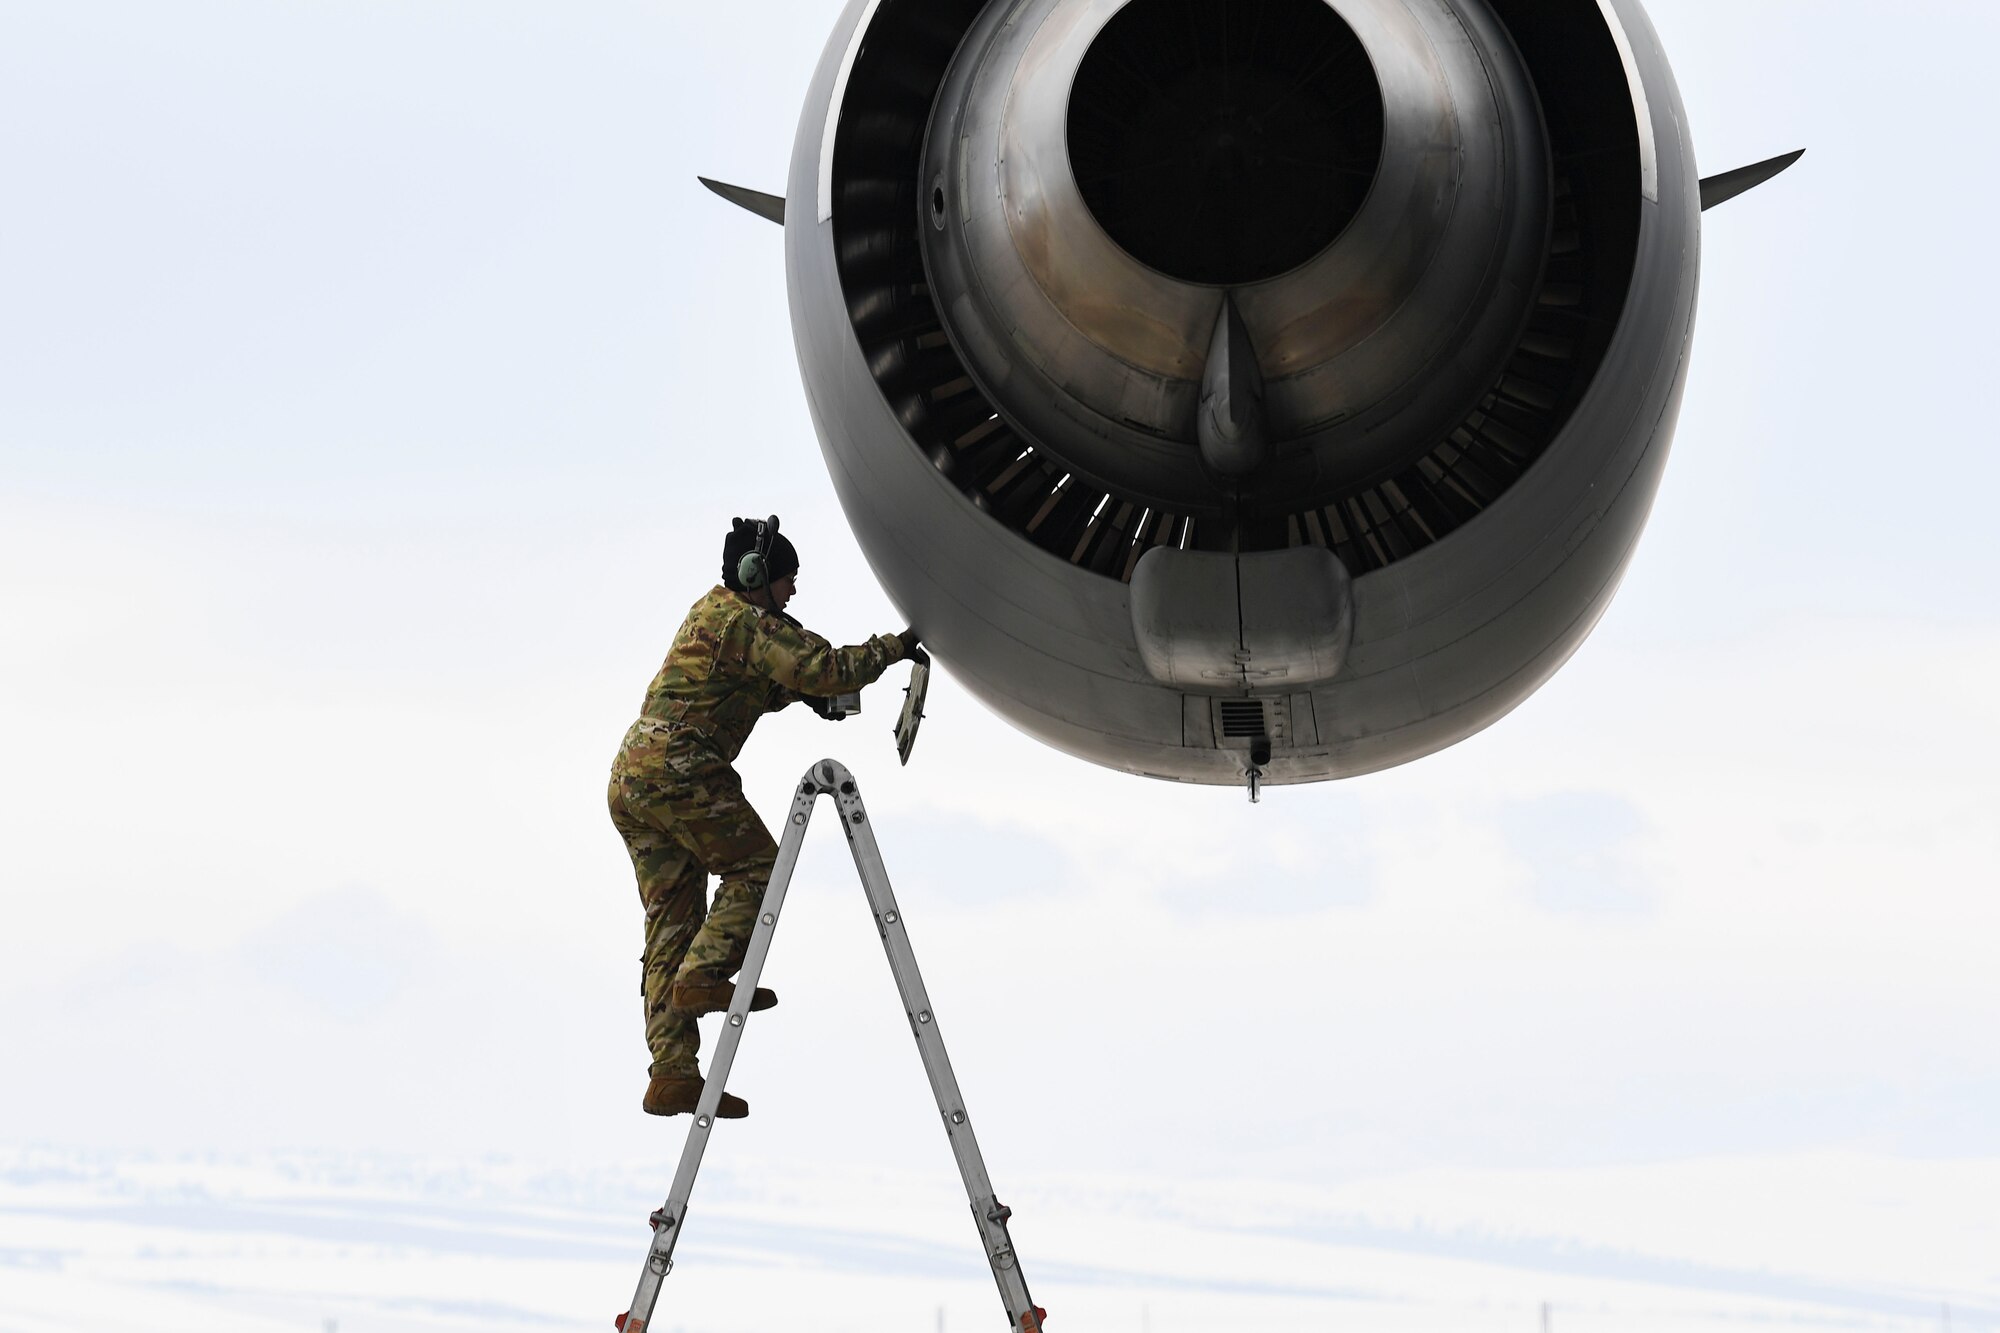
left=610, top=520, right=913, bottom=1118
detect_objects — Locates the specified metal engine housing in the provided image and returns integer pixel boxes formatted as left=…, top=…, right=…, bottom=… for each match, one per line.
left=784, top=0, right=1698, bottom=786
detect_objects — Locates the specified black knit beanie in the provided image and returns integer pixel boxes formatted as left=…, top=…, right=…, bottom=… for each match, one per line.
left=721, top=522, right=801, bottom=592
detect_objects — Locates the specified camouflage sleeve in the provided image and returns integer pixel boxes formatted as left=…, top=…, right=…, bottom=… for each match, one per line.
left=744, top=615, right=906, bottom=696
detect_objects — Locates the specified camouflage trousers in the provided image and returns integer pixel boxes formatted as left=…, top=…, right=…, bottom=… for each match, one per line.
left=608, top=723, right=778, bottom=1079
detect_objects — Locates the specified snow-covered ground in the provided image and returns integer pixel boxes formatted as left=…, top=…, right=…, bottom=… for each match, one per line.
left=4, top=1146, right=1994, bottom=1333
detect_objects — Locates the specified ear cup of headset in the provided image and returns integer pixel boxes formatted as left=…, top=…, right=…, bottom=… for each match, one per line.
left=735, top=514, right=780, bottom=591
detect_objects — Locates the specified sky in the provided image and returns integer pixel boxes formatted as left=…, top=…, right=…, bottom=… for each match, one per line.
left=1, top=2, right=1997, bottom=1330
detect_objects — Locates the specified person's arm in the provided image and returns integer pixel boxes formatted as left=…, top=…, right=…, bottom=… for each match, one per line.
left=744, top=613, right=906, bottom=696
left=755, top=609, right=809, bottom=713
left=767, top=679, right=858, bottom=720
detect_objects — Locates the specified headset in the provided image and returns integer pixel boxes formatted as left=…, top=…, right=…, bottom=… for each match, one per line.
left=735, top=514, right=781, bottom=593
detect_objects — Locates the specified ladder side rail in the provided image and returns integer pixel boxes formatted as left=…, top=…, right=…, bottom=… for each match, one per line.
left=694, top=771, right=825, bottom=1134
left=621, top=773, right=826, bottom=1333
left=835, top=782, right=996, bottom=1195
left=827, top=766, right=1045, bottom=1333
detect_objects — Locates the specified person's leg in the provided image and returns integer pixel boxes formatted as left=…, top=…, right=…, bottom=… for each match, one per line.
left=609, top=773, right=707, bottom=1080
left=665, top=761, right=779, bottom=993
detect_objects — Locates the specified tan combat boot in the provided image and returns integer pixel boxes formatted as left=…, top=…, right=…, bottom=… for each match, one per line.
left=642, top=1074, right=748, bottom=1118
left=669, top=977, right=778, bottom=1017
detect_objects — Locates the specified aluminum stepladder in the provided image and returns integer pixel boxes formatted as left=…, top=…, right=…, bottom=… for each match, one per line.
left=617, top=758, right=1047, bottom=1333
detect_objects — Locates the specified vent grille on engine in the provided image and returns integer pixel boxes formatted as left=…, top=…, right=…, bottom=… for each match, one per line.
left=1216, top=700, right=1268, bottom=739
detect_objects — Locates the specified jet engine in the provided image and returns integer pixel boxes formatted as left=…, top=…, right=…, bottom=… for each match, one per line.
left=714, top=0, right=1798, bottom=790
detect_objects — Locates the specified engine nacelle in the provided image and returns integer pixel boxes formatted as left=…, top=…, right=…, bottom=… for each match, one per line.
left=780, top=0, right=1710, bottom=787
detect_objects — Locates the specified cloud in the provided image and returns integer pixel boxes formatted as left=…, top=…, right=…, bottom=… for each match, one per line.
left=867, top=807, right=1073, bottom=906
left=1153, top=801, right=1375, bottom=917
left=1500, top=791, right=1656, bottom=918
left=2, top=0, right=1998, bottom=1202
left=237, top=887, right=438, bottom=1022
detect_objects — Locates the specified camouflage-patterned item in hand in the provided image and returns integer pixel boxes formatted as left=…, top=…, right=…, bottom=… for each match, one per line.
left=638, top=586, right=905, bottom=762
left=609, top=725, right=778, bottom=1079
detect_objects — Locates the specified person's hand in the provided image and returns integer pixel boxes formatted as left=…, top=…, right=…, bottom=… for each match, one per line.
left=807, top=696, right=849, bottom=721
left=899, top=627, right=923, bottom=658
left=908, top=644, right=931, bottom=669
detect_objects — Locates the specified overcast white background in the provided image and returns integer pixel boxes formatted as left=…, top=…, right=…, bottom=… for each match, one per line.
left=2, top=2, right=1996, bottom=1331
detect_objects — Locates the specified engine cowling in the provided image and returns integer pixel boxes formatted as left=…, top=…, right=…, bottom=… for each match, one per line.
left=782, top=0, right=1701, bottom=787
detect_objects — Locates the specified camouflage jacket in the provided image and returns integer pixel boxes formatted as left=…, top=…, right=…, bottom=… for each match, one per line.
left=629, top=585, right=906, bottom=763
